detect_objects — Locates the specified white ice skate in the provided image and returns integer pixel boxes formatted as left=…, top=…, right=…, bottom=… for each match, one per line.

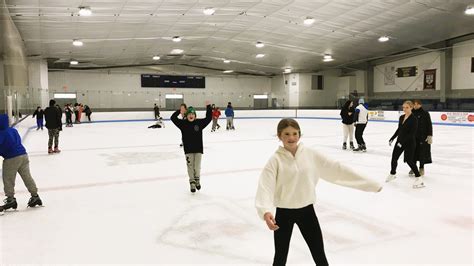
left=408, top=170, right=415, bottom=177
left=413, top=177, right=425, bottom=189
left=385, top=174, right=396, bottom=182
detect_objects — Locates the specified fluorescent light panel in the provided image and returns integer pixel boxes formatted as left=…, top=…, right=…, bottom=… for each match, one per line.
left=253, top=94, right=268, bottom=99
left=54, top=93, right=76, bottom=99
left=165, top=94, right=183, bottom=99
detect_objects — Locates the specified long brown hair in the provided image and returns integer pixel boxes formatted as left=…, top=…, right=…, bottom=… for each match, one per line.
left=277, top=118, right=301, bottom=137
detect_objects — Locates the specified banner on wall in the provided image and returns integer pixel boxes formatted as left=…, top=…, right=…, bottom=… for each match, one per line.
left=396, top=66, right=417, bottom=77
left=368, top=110, right=385, bottom=120
left=384, top=66, right=395, bottom=85
left=423, top=69, right=436, bottom=90
left=440, top=112, right=474, bottom=123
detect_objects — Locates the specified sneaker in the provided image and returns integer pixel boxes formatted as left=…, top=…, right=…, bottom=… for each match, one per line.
left=419, top=168, right=425, bottom=176
left=53, top=147, right=61, bottom=153
left=190, top=181, right=196, bottom=193
left=342, top=142, right=347, bottom=150
left=28, top=195, right=43, bottom=208
left=2, top=197, right=17, bottom=210
left=195, top=177, right=201, bottom=190
left=413, top=177, right=425, bottom=189
left=386, top=174, right=397, bottom=182
left=408, top=170, right=415, bottom=177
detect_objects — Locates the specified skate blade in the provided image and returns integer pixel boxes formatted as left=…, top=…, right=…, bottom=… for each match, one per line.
left=413, top=184, right=425, bottom=189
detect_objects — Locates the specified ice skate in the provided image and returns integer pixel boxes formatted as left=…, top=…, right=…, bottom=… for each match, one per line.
left=2, top=197, right=17, bottom=210
left=190, top=181, right=196, bottom=193
left=413, top=176, right=425, bottom=189
left=342, top=142, right=347, bottom=150
left=408, top=170, right=415, bottom=177
left=48, top=147, right=54, bottom=154
left=386, top=174, right=397, bottom=182
left=27, top=195, right=43, bottom=208
left=0, top=205, right=4, bottom=215
left=195, top=177, right=201, bottom=190
left=361, top=144, right=367, bottom=152
left=349, top=141, right=355, bottom=150
left=353, top=145, right=364, bottom=152
left=419, top=168, right=425, bottom=176
left=53, top=147, right=61, bottom=153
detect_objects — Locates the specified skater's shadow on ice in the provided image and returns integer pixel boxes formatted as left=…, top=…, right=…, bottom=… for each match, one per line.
left=100, top=151, right=181, bottom=166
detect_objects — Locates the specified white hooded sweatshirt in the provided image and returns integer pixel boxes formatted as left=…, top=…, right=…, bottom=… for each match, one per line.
left=255, top=143, right=381, bottom=219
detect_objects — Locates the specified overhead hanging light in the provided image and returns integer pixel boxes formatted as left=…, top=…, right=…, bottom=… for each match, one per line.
left=170, top=49, right=184, bottom=54
left=78, top=6, right=92, bottom=16
left=203, top=7, right=215, bottom=15
left=255, top=41, right=264, bottom=48
left=284, top=67, right=292, bottom=73
left=152, top=55, right=160, bottom=60
left=303, top=17, right=315, bottom=25
left=378, top=35, right=390, bottom=42
left=322, top=54, right=333, bottom=62
left=256, top=54, right=265, bottom=58
left=72, top=39, right=83, bottom=46
left=465, top=6, right=474, bottom=15
left=70, top=60, right=79, bottom=65
left=172, top=36, right=182, bottom=42
left=223, top=59, right=231, bottom=63
left=223, top=70, right=234, bottom=73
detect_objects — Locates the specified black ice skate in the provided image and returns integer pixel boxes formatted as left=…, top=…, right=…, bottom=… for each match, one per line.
left=349, top=141, right=355, bottom=150
left=190, top=181, right=197, bottom=193
left=342, top=142, right=347, bottom=150
left=27, top=195, right=43, bottom=208
left=0, top=205, right=4, bottom=215
left=2, top=197, right=17, bottom=210
left=195, top=177, right=201, bottom=190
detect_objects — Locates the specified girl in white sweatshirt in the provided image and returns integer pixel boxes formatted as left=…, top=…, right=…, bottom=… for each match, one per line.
left=255, top=118, right=382, bottom=265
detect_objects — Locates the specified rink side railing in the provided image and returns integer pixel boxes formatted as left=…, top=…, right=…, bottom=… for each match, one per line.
left=14, top=109, right=474, bottom=140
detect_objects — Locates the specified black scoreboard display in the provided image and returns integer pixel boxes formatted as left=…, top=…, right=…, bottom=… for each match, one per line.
left=141, top=74, right=205, bottom=88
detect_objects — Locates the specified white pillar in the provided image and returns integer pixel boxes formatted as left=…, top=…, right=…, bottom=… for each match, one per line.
left=28, top=59, right=49, bottom=108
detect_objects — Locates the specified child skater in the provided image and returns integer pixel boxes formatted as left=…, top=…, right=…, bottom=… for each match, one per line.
left=255, top=118, right=382, bottom=265
left=0, top=114, right=42, bottom=214
left=386, top=100, right=424, bottom=188
left=171, top=105, right=212, bottom=193
left=32, top=106, right=44, bottom=130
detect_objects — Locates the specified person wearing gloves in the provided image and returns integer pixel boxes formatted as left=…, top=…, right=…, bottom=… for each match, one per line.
left=171, top=105, right=212, bottom=193
left=386, top=101, right=424, bottom=188
left=412, top=100, right=433, bottom=176
left=0, top=114, right=42, bottom=214
left=255, top=118, right=382, bottom=265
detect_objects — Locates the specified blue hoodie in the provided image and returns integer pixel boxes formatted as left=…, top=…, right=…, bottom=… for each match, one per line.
left=0, top=114, right=27, bottom=159
left=225, top=106, right=234, bottom=117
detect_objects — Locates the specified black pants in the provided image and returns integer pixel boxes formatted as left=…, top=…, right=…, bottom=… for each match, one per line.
left=273, top=205, right=328, bottom=266
left=66, top=115, right=72, bottom=125
left=355, top=123, right=367, bottom=145
left=390, top=142, right=420, bottom=177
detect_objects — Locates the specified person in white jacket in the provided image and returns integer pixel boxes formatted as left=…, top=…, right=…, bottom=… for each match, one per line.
left=255, top=118, right=382, bottom=265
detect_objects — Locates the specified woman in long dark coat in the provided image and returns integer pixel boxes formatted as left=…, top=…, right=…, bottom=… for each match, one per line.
left=412, top=100, right=433, bottom=176
left=386, top=100, right=424, bottom=189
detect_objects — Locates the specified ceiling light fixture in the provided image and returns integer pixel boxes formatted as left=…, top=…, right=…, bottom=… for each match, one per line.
left=203, top=7, right=215, bottom=15
left=303, top=17, right=315, bottom=25
left=323, top=54, right=332, bottom=59
left=284, top=68, right=292, bottom=73
left=378, top=35, right=390, bottom=42
left=256, top=41, right=264, bottom=48
left=172, top=36, right=182, bottom=42
left=170, top=49, right=184, bottom=54
left=70, top=60, right=79, bottom=65
left=72, top=39, right=83, bottom=46
left=78, top=7, right=92, bottom=16
left=223, top=59, right=231, bottom=63
left=152, top=55, right=160, bottom=60
left=465, top=6, right=474, bottom=15
left=256, top=54, right=265, bottom=58
left=223, top=70, right=233, bottom=73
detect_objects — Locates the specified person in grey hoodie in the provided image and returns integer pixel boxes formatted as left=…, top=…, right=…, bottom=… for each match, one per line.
left=0, top=114, right=42, bottom=214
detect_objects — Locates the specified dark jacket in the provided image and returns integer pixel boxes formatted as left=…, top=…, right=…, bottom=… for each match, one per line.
left=0, top=114, right=27, bottom=159
left=340, top=106, right=355, bottom=125
left=171, top=105, right=212, bottom=154
left=44, top=103, right=63, bottom=129
left=413, top=107, right=433, bottom=164
left=32, top=109, right=44, bottom=120
left=390, top=114, right=418, bottom=148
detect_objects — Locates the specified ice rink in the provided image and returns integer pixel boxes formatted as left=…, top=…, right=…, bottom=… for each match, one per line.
left=1, top=116, right=472, bottom=265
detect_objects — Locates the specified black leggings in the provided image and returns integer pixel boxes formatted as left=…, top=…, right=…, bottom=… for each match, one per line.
left=390, top=142, right=420, bottom=177
left=355, top=124, right=367, bottom=145
left=273, top=205, right=328, bottom=266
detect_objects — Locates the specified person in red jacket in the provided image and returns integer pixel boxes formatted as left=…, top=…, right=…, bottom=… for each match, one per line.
left=211, top=105, right=221, bottom=132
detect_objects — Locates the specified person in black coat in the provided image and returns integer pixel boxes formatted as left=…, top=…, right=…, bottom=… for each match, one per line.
left=84, top=105, right=92, bottom=122
left=412, top=100, right=433, bottom=176
left=340, top=100, right=355, bottom=150
left=32, top=106, right=44, bottom=130
left=386, top=101, right=424, bottom=188
left=171, top=105, right=212, bottom=193
left=44, top=99, right=63, bottom=154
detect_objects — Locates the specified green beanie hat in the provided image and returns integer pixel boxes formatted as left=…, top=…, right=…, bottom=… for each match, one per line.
left=185, top=106, right=196, bottom=116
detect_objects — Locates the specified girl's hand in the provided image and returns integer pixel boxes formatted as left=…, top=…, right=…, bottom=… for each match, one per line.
left=264, top=212, right=279, bottom=231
